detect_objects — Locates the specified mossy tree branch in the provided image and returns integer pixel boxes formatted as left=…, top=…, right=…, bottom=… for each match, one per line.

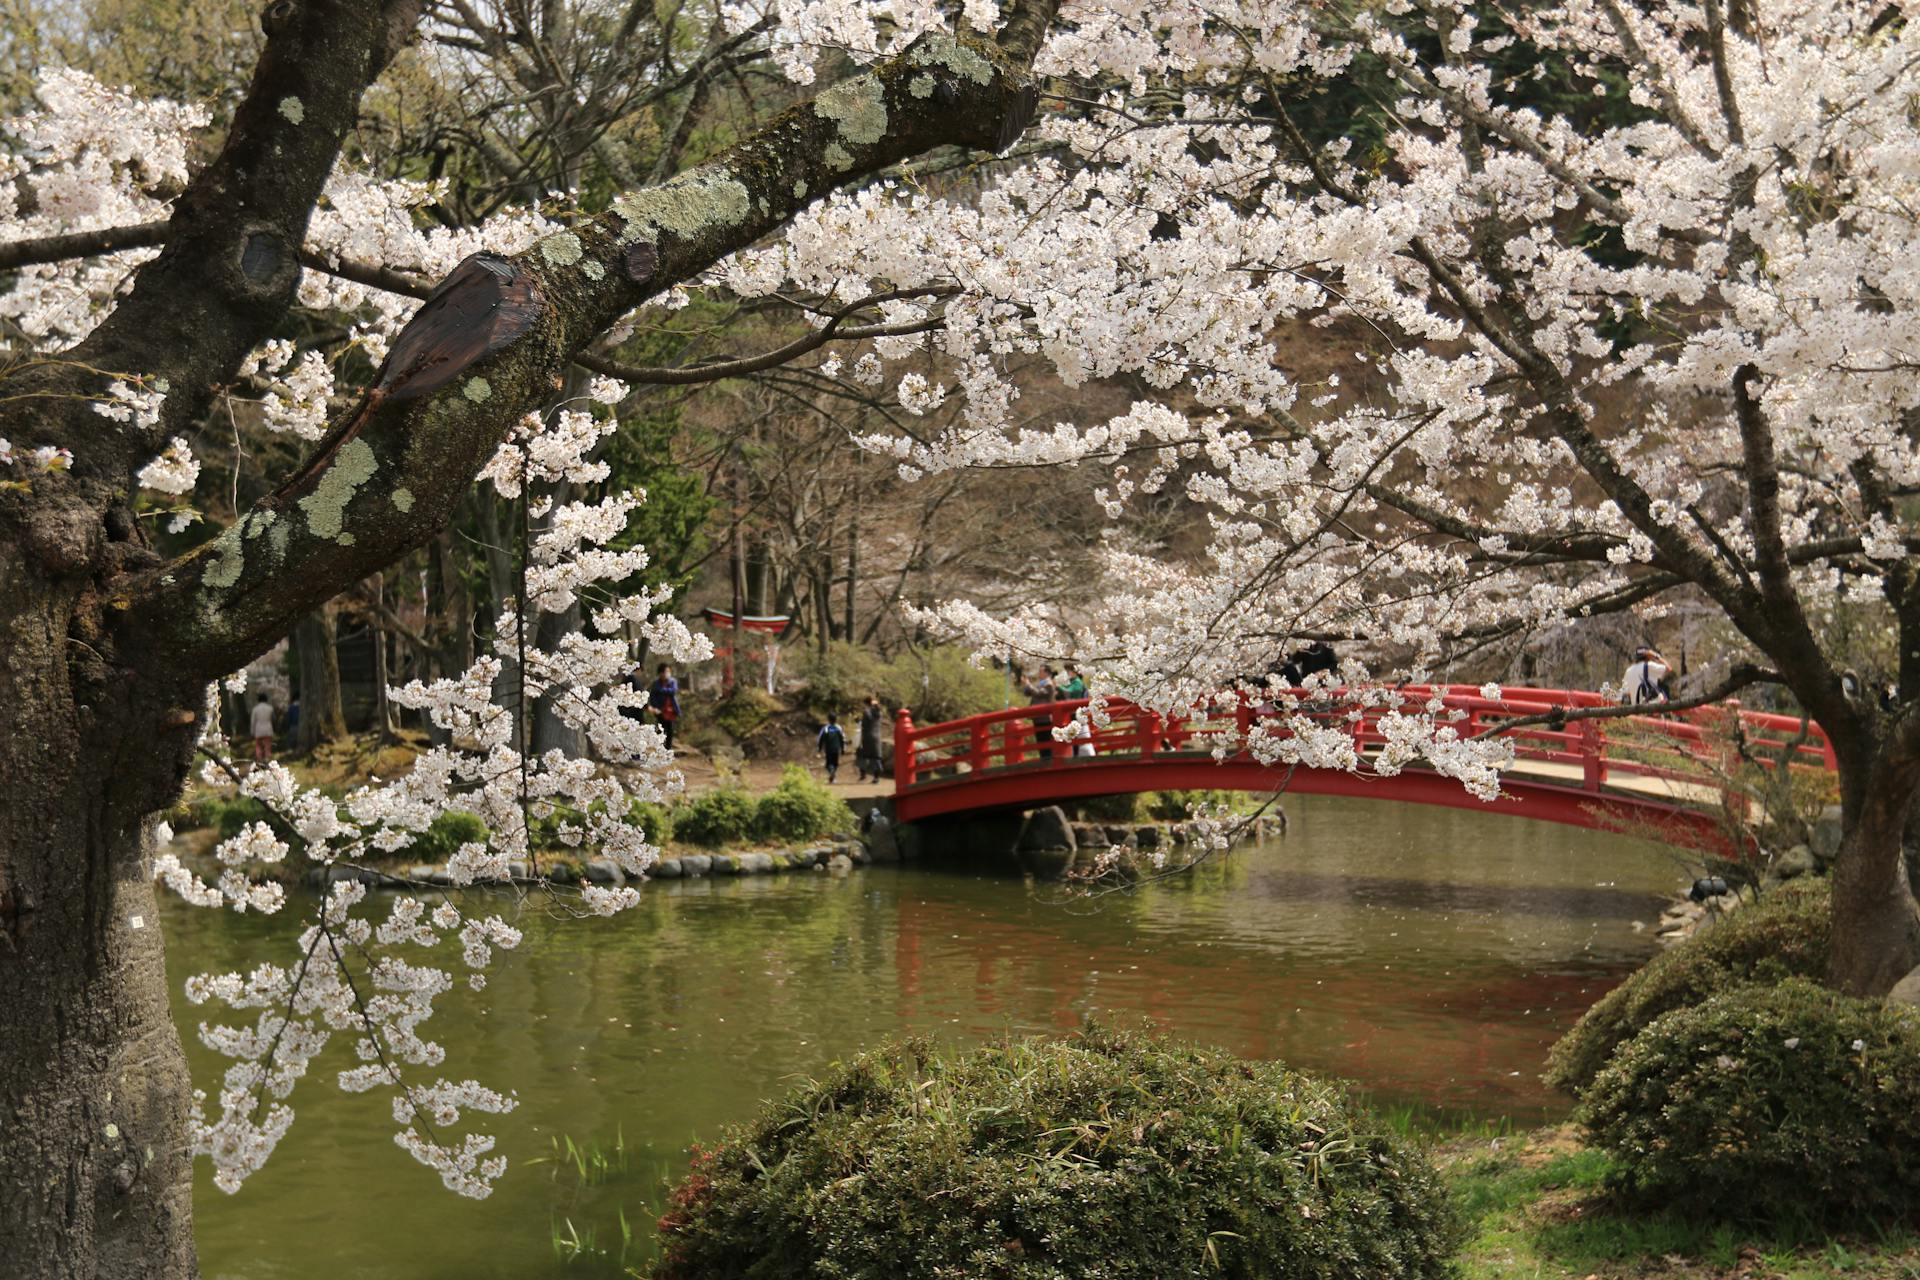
left=117, top=9, right=1059, bottom=680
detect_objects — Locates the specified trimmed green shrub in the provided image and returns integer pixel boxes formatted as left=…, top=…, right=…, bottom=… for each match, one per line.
left=674, top=788, right=756, bottom=847
left=1580, top=978, right=1920, bottom=1221
left=754, top=765, right=854, bottom=842
left=626, top=799, right=673, bottom=845
left=407, top=809, right=487, bottom=862
left=211, top=794, right=276, bottom=840
left=649, top=1028, right=1459, bottom=1280
left=1545, top=876, right=1830, bottom=1094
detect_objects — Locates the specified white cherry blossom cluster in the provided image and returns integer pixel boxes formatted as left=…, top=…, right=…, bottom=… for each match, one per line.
left=157, top=380, right=712, bottom=1195
left=0, top=437, right=73, bottom=473
left=0, top=69, right=205, bottom=346
left=743, top=0, right=1916, bottom=800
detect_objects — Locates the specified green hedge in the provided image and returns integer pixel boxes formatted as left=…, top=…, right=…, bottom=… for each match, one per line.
left=1545, top=877, right=1830, bottom=1094
left=673, top=787, right=757, bottom=847
left=754, top=765, right=854, bottom=842
left=649, top=1028, right=1458, bottom=1280
left=1580, top=978, right=1920, bottom=1221
left=626, top=799, right=673, bottom=845
left=406, top=809, right=487, bottom=861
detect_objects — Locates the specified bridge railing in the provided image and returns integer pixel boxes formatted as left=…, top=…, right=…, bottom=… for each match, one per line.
left=893, top=684, right=1836, bottom=798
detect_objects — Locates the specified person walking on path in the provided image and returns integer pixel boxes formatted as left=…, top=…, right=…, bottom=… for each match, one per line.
left=1620, top=646, right=1670, bottom=705
left=249, top=693, right=276, bottom=764
left=856, top=696, right=885, bottom=782
left=818, top=714, right=847, bottom=783
left=648, top=663, right=682, bottom=751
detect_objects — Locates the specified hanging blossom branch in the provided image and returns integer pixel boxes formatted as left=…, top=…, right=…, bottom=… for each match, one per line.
left=139, top=367, right=708, bottom=1196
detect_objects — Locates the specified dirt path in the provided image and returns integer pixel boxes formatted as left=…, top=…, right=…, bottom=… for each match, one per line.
left=667, top=749, right=894, bottom=804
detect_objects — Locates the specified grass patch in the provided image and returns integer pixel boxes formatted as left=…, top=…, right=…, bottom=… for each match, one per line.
left=1437, top=1128, right=1920, bottom=1279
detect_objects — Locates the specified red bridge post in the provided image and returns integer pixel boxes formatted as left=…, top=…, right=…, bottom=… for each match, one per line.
left=894, top=707, right=915, bottom=791
left=1580, top=717, right=1604, bottom=791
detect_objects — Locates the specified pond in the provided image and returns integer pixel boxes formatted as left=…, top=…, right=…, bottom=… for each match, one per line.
left=162, top=793, right=1684, bottom=1279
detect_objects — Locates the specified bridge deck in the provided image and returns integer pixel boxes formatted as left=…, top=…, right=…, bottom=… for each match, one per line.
left=891, top=686, right=1833, bottom=841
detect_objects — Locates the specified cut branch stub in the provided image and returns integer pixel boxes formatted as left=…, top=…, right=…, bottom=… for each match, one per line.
left=372, top=252, right=544, bottom=402
left=624, top=241, right=658, bottom=285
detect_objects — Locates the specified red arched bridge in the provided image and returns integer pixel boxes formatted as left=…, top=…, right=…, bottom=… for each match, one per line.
left=890, top=686, right=1837, bottom=844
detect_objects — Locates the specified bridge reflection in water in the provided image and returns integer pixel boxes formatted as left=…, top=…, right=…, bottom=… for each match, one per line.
left=884, top=798, right=1675, bottom=1118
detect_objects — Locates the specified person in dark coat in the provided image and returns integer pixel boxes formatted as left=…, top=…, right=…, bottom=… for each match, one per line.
left=1280, top=641, right=1338, bottom=686
left=856, top=695, right=886, bottom=782
left=647, top=663, right=681, bottom=751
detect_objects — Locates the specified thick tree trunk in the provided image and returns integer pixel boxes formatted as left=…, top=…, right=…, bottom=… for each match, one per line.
left=1829, top=762, right=1920, bottom=994
left=0, top=558, right=199, bottom=1279
left=532, top=599, right=586, bottom=757
left=367, top=576, right=394, bottom=741
left=844, top=497, right=857, bottom=644
left=294, top=607, right=348, bottom=752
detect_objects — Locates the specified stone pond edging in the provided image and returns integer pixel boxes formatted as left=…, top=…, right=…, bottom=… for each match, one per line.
left=299, top=835, right=871, bottom=890
left=292, top=804, right=1286, bottom=892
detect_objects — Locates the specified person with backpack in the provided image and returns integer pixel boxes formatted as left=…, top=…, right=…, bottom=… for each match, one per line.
left=1620, top=646, right=1670, bottom=705
left=818, top=713, right=847, bottom=783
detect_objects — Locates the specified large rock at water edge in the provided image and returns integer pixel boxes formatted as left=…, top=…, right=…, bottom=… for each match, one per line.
left=1812, top=805, right=1844, bottom=864
left=1017, top=806, right=1076, bottom=853
left=1774, top=845, right=1817, bottom=881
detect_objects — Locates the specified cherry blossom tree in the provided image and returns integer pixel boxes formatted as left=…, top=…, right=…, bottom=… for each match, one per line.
left=3, top=0, right=1918, bottom=1275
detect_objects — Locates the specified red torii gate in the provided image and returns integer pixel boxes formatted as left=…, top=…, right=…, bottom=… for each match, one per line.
left=890, top=685, right=1837, bottom=845
left=701, top=607, right=792, bottom=694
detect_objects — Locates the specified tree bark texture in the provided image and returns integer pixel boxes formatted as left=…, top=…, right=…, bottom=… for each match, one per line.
left=1829, top=747, right=1920, bottom=994
left=0, top=558, right=201, bottom=1280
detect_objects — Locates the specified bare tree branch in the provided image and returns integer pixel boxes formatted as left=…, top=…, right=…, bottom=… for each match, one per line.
left=0, top=221, right=168, bottom=272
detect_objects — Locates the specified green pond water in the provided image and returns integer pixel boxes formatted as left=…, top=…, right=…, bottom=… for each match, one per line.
left=162, top=793, right=1685, bottom=1279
